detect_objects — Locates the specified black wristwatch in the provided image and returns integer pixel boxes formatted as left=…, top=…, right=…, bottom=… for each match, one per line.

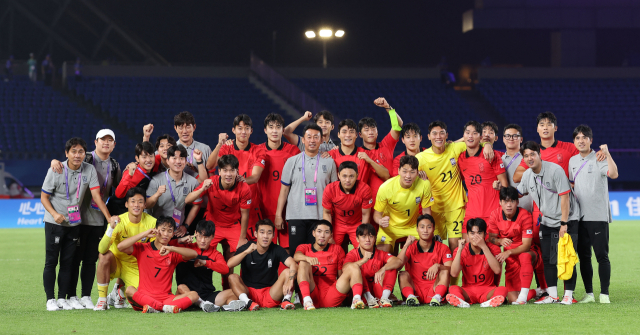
left=560, top=221, right=568, bottom=226
left=196, top=160, right=204, bottom=165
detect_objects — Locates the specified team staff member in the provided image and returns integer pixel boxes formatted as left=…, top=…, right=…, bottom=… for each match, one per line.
left=284, top=110, right=339, bottom=153
left=275, top=124, right=338, bottom=254
left=517, top=141, right=581, bottom=305
left=173, top=111, right=211, bottom=183
left=500, top=124, right=533, bottom=212
left=41, top=137, right=112, bottom=311
left=570, top=125, right=618, bottom=304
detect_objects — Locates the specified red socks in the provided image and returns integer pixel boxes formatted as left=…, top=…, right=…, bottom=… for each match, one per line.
left=132, top=291, right=162, bottom=311
left=435, top=285, right=447, bottom=297
left=172, top=296, right=193, bottom=310
left=527, top=289, right=537, bottom=301
left=448, top=285, right=464, bottom=298
left=493, top=286, right=508, bottom=298
left=383, top=270, right=398, bottom=291
left=352, top=283, right=363, bottom=297
left=401, top=287, right=415, bottom=298
left=299, top=281, right=311, bottom=298
left=518, top=252, right=534, bottom=290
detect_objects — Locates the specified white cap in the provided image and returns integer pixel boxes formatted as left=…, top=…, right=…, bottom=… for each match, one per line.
left=95, top=129, right=116, bottom=141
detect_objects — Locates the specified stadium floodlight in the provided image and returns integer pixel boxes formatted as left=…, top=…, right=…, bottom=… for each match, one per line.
left=335, top=30, right=345, bottom=37
left=305, top=31, right=316, bottom=38
left=319, top=29, right=333, bottom=38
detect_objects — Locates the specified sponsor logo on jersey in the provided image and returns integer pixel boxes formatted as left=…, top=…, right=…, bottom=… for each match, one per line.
left=450, top=158, right=456, bottom=166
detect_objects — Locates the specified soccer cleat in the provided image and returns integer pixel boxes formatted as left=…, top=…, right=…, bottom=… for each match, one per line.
left=303, top=300, right=316, bottom=310
left=599, top=295, right=610, bottom=304
left=80, top=296, right=95, bottom=309
left=93, top=298, right=109, bottom=311
left=47, top=299, right=60, bottom=311
left=559, top=296, right=573, bottom=305
left=201, top=300, right=220, bottom=312
left=110, top=287, right=126, bottom=309
left=222, top=300, right=246, bottom=312
left=351, top=298, right=365, bottom=310
left=245, top=299, right=260, bottom=311
left=163, top=305, right=181, bottom=313
left=446, top=294, right=470, bottom=308
left=572, top=298, right=578, bottom=304
left=480, top=295, right=505, bottom=308
left=406, top=296, right=420, bottom=307
left=366, top=296, right=380, bottom=309
left=142, top=305, right=160, bottom=313
left=534, top=296, right=559, bottom=304
left=68, top=297, right=85, bottom=309
left=578, top=295, right=595, bottom=304
left=429, top=297, right=442, bottom=307
left=379, top=298, right=393, bottom=308
left=512, top=300, right=527, bottom=305
left=57, top=299, right=73, bottom=310
left=293, top=294, right=301, bottom=305
left=280, top=300, right=295, bottom=310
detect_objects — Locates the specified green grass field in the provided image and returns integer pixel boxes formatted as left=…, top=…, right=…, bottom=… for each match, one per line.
left=1, top=222, right=639, bottom=334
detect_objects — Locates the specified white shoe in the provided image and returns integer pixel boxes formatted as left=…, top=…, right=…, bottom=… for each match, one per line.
left=68, top=297, right=85, bottom=309
left=366, top=296, right=380, bottom=308
left=578, top=294, right=595, bottom=303
left=599, top=294, right=610, bottom=304
left=163, top=305, right=181, bottom=313
left=533, top=296, right=558, bottom=304
left=93, top=298, right=109, bottom=311
left=47, top=299, right=60, bottom=311
left=109, top=286, right=126, bottom=308
left=293, top=294, right=301, bottom=305
left=222, top=300, right=246, bottom=312
left=201, top=300, right=220, bottom=312
left=559, top=296, right=573, bottom=305
left=57, top=299, right=73, bottom=310
left=80, top=296, right=95, bottom=309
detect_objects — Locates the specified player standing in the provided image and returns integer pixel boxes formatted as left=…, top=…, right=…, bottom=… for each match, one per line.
left=284, top=110, right=339, bottom=153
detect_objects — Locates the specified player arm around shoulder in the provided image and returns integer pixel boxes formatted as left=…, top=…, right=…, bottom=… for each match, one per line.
left=159, top=244, right=198, bottom=261
left=117, top=228, right=158, bottom=255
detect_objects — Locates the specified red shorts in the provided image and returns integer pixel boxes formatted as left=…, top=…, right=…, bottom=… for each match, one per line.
left=413, top=281, right=437, bottom=304
left=310, top=282, right=347, bottom=308
left=462, top=216, right=490, bottom=234
left=461, top=285, right=496, bottom=304
left=504, top=244, right=544, bottom=292
left=129, top=292, right=177, bottom=311
left=211, top=224, right=242, bottom=253
left=264, top=215, right=289, bottom=248
left=333, top=223, right=359, bottom=248
left=246, top=286, right=279, bottom=308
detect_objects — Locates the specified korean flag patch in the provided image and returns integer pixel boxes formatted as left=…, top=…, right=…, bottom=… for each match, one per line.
left=450, top=158, right=456, bottom=166
left=500, top=163, right=505, bottom=168
left=247, top=199, right=252, bottom=205
left=446, top=253, right=452, bottom=259
left=526, top=229, right=533, bottom=234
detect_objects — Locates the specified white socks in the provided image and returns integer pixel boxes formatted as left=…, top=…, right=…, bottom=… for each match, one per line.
left=407, top=294, right=416, bottom=299
left=564, top=290, right=573, bottom=298
left=196, top=298, right=204, bottom=307
left=586, top=292, right=595, bottom=297
left=353, top=295, right=361, bottom=301
left=433, top=294, right=442, bottom=303
left=283, top=293, right=292, bottom=301
left=517, top=288, right=529, bottom=302
left=238, top=293, right=249, bottom=303
left=364, top=291, right=375, bottom=301
left=382, top=290, right=391, bottom=300
left=303, top=296, right=313, bottom=305
left=547, top=286, right=558, bottom=298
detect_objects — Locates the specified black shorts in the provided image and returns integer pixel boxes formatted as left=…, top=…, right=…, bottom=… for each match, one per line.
left=199, top=290, right=221, bottom=303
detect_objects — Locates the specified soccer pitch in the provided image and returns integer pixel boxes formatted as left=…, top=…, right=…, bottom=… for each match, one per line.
left=1, top=222, right=639, bottom=334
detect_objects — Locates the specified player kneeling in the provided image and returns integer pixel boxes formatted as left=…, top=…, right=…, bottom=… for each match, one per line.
left=119, top=217, right=199, bottom=313
left=446, top=218, right=507, bottom=308
left=227, top=219, right=298, bottom=311
left=397, top=214, right=452, bottom=307
left=173, top=220, right=247, bottom=312
left=295, top=220, right=366, bottom=310
left=345, top=223, right=403, bottom=308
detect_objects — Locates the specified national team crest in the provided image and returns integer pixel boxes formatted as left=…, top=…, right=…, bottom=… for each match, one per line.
left=165, top=258, right=171, bottom=266
left=183, top=187, right=188, bottom=195
left=82, top=176, right=88, bottom=183
left=326, top=256, right=334, bottom=264
left=557, top=154, right=563, bottom=163
left=478, top=163, right=485, bottom=173
left=379, top=152, right=387, bottom=163
left=415, top=197, right=421, bottom=204
left=322, top=165, right=327, bottom=173
left=546, top=182, right=551, bottom=188
left=268, top=259, right=273, bottom=268
left=450, top=158, right=456, bottom=166
left=291, top=226, right=297, bottom=235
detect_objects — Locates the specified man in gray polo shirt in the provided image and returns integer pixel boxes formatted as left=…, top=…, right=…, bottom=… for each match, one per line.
left=500, top=124, right=534, bottom=212
left=41, top=137, right=112, bottom=311
left=174, top=111, right=212, bottom=183
left=570, top=125, right=619, bottom=304
left=517, top=141, right=581, bottom=305
left=146, top=145, right=202, bottom=237
left=276, top=123, right=338, bottom=254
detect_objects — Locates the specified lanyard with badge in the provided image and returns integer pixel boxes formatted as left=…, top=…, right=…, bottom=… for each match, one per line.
left=302, top=153, right=320, bottom=206
left=165, top=171, right=183, bottom=226
left=505, top=153, right=520, bottom=170
left=90, top=151, right=110, bottom=211
left=572, top=160, right=590, bottom=181
left=64, top=165, right=82, bottom=224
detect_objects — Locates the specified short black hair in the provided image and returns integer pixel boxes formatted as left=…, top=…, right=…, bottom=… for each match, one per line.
left=358, top=117, right=377, bottom=131
left=520, top=141, right=541, bottom=156
left=233, top=114, right=253, bottom=128
left=499, top=186, right=519, bottom=202
left=573, top=124, right=593, bottom=140
left=155, top=134, right=177, bottom=150
left=65, top=137, right=87, bottom=153
left=195, top=220, right=216, bottom=237
left=399, top=155, right=419, bottom=170
left=125, top=187, right=146, bottom=202
left=481, top=121, right=499, bottom=134
left=463, top=120, right=482, bottom=134
left=156, top=216, right=177, bottom=230
left=503, top=123, right=523, bottom=136
left=356, top=223, right=377, bottom=237
left=312, top=219, right=333, bottom=232
left=417, top=214, right=435, bottom=226
left=174, top=111, right=196, bottom=127
left=218, top=154, right=239, bottom=170
left=167, top=144, right=188, bottom=158
left=264, top=113, right=285, bottom=129
left=303, top=123, right=323, bottom=136
left=338, top=161, right=358, bottom=174
left=466, top=218, right=487, bottom=234
left=536, top=111, right=557, bottom=127
left=135, top=141, right=156, bottom=157
left=338, top=119, right=358, bottom=132
left=314, top=110, right=334, bottom=124
left=255, top=219, right=275, bottom=233
left=401, top=123, right=421, bottom=138
left=428, top=121, right=448, bottom=133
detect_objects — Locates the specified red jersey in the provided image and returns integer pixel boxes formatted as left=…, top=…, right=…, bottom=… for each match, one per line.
left=194, top=176, right=252, bottom=227
left=391, top=148, right=426, bottom=177
left=296, top=243, right=345, bottom=290
left=519, top=140, right=578, bottom=177
left=362, top=133, right=399, bottom=201
left=322, top=180, right=374, bottom=226
left=115, top=166, right=153, bottom=198
left=133, top=242, right=185, bottom=298
left=458, top=149, right=505, bottom=218
left=327, top=146, right=373, bottom=182
left=487, top=206, right=534, bottom=250
left=345, top=247, right=393, bottom=284
left=455, top=243, right=495, bottom=288
left=257, top=142, right=300, bottom=217
left=218, top=142, right=266, bottom=204
left=404, top=240, right=453, bottom=284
